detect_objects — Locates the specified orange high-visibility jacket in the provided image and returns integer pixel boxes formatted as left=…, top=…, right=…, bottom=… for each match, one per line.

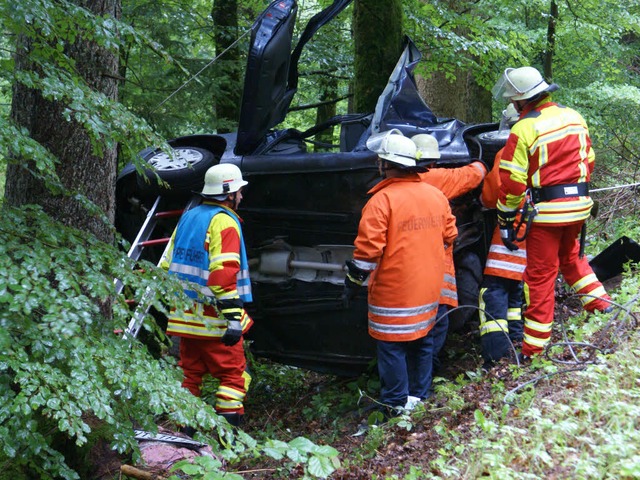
left=354, top=175, right=458, bottom=342
left=482, top=149, right=526, bottom=281
left=497, top=98, right=595, bottom=225
left=420, top=161, right=486, bottom=307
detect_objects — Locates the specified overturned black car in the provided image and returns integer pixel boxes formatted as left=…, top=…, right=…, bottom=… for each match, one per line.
left=115, top=0, right=508, bottom=376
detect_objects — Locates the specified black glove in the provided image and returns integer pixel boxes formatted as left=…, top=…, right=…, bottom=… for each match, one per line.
left=218, top=298, right=244, bottom=346
left=342, top=259, right=370, bottom=307
left=497, top=210, right=519, bottom=251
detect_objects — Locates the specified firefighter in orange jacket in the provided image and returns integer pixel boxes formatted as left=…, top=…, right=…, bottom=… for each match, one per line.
left=162, top=163, right=253, bottom=428
left=343, top=130, right=457, bottom=415
left=478, top=105, right=527, bottom=367
left=492, top=66, right=612, bottom=359
left=411, top=133, right=488, bottom=372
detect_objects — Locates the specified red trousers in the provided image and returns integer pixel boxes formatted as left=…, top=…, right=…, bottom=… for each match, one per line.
left=522, top=222, right=610, bottom=356
left=178, top=337, right=251, bottom=415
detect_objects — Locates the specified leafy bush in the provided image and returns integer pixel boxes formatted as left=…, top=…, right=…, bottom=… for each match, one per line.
left=0, top=206, right=340, bottom=479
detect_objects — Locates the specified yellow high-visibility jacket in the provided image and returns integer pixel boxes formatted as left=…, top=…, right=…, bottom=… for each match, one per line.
left=497, top=97, right=594, bottom=225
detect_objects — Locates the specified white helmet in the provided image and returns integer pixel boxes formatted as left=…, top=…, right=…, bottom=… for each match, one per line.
left=492, top=66, right=558, bottom=101
left=201, top=163, right=248, bottom=196
left=410, top=134, right=441, bottom=159
left=366, top=129, right=417, bottom=168
left=498, top=103, right=520, bottom=131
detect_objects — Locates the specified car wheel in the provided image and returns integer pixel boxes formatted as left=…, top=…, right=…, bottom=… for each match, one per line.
left=136, top=146, right=218, bottom=196
left=473, top=132, right=508, bottom=171
left=449, top=250, right=483, bottom=333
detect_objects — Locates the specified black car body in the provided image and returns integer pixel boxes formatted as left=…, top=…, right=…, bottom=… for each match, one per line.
left=115, top=0, right=507, bottom=376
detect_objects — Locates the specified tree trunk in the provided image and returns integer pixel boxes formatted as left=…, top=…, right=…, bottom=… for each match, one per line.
left=5, top=0, right=121, bottom=244
left=543, top=0, right=558, bottom=80
left=352, top=0, right=403, bottom=113
left=417, top=69, right=492, bottom=123
left=211, top=0, right=241, bottom=133
left=314, top=77, right=338, bottom=151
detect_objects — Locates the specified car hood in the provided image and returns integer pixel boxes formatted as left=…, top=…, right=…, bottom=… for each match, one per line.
left=235, top=0, right=354, bottom=155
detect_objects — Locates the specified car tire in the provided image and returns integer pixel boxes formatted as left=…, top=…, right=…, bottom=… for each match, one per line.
left=449, top=250, right=483, bottom=333
left=136, top=146, right=218, bottom=196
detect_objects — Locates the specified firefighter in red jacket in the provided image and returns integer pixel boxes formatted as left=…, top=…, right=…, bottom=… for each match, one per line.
left=492, top=66, right=612, bottom=359
left=162, top=163, right=253, bottom=428
left=343, top=130, right=458, bottom=416
left=411, top=133, right=488, bottom=372
left=478, top=105, right=526, bottom=367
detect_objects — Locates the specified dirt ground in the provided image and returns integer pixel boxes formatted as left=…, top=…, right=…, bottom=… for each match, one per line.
left=235, top=276, right=627, bottom=479
left=107, top=277, right=629, bottom=479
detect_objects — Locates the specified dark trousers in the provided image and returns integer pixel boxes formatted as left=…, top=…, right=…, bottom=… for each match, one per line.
left=377, top=333, right=434, bottom=408
left=429, top=304, right=450, bottom=372
left=479, top=275, right=523, bottom=363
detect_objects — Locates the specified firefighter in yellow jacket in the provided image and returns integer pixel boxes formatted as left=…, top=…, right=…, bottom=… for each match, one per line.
left=343, top=130, right=457, bottom=416
left=162, top=163, right=253, bottom=427
left=492, top=66, right=612, bottom=359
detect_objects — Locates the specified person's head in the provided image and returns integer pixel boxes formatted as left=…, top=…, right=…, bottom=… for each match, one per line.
left=410, top=134, right=440, bottom=162
left=499, top=103, right=520, bottom=131
left=492, top=66, right=559, bottom=112
left=201, top=163, right=248, bottom=209
left=366, top=129, right=420, bottom=177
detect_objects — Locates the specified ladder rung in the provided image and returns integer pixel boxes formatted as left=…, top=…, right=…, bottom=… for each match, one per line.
left=139, top=238, right=170, bottom=247
left=155, top=208, right=188, bottom=219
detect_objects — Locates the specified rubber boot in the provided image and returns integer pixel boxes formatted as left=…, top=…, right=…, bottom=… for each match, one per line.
left=219, top=412, right=242, bottom=428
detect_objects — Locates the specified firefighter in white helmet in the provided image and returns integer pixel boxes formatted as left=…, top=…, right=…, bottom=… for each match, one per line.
left=492, top=66, right=612, bottom=361
left=343, top=130, right=457, bottom=420
left=162, top=163, right=252, bottom=429
left=410, top=133, right=489, bottom=376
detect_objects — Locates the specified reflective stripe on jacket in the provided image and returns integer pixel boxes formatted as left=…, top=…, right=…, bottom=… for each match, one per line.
left=483, top=225, right=526, bottom=281
left=497, top=98, right=594, bottom=225
left=354, top=175, right=458, bottom=342
left=164, top=203, right=253, bottom=339
left=420, top=161, right=486, bottom=307
left=482, top=148, right=526, bottom=281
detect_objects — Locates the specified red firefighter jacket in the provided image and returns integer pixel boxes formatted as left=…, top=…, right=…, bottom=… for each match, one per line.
left=497, top=97, right=595, bottom=225
left=353, top=174, right=458, bottom=342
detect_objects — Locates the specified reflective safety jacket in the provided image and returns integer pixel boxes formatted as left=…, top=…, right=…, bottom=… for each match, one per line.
left=497, top=97, right=594, bottom=225
left=482, top=148, right=526, bottom=281
left=354, top=175, right=458, bottom=342
left=420, top=161, right=486, bottom=307
left=163, top=202, right=253, bottom=339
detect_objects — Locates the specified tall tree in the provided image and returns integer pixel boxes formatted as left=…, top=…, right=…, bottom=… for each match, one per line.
left=352, top=0, right=403, bottom=113
left=4, top=0, right=121, bottom=243
left=211, top=0, right=241, bottom=132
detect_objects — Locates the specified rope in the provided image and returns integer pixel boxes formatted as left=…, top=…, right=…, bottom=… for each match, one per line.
left=152, top=28, right=252, bottom=114
left=590, top=181, right=640, bottom=193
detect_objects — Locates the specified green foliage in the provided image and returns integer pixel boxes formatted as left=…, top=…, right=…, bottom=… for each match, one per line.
left=432, top=272, right=640, bottom=479
left=0, top=205, right=341, bottom=478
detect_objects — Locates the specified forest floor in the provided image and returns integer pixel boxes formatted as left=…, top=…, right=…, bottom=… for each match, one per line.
left=108, top=276, right=625, bottom=479
left=234, top=276, right=624, bottom=479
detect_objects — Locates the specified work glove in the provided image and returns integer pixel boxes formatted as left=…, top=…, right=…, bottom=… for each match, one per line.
left=218, top=298, right=244, bottom=346
left=497, top=210, right=519, bottom=251
left=342, top=259, right=370, bottom=307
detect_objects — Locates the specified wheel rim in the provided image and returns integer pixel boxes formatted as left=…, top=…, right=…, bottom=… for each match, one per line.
left=147, top=147, right=204, bottom=171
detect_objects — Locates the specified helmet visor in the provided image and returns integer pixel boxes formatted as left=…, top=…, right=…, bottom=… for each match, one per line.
left=491, top=68, right=517, bottom=101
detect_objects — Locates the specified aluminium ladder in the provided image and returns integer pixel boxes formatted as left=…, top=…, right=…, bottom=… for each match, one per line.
left=117, top=195, right=201, bottom=339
